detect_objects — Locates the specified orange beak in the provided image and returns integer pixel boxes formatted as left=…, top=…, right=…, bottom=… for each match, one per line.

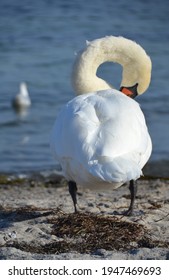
left=121, top=87, right=134, bottom=97
left=120, top=83, right=138, bottom=99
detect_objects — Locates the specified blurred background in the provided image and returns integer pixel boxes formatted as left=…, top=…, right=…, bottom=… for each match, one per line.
left=0, top=0, right=169, bottom=174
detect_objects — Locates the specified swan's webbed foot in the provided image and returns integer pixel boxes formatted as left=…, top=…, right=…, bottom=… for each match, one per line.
left=113, top=208, right=133, bottom=216
left=68, top=181, right=78, bottom=213
left=121, top=207, right=134, bottom=216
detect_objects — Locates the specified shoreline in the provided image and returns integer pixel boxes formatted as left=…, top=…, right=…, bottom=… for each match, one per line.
left=1, top=159, right=169, bottom=179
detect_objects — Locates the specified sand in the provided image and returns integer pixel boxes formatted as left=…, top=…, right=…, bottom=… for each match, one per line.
left=0, top=168, right=169, bottom=260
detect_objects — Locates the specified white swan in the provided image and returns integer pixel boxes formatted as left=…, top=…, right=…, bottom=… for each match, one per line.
left=12, top=82, right=31, bottom=111
left=50, top=36, right=152, bottom=215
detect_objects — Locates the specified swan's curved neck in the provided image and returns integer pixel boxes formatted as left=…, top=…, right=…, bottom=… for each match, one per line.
left=72, top=36, right=151, bottom=95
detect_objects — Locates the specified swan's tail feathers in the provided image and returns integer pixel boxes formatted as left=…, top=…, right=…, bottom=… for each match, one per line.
left=88, top=156, right=142, bottom=184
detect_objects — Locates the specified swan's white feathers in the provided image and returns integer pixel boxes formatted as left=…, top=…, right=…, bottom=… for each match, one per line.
left=51, top=36, right=152, bottom=190
left=50, top=89, right=152, bottom=187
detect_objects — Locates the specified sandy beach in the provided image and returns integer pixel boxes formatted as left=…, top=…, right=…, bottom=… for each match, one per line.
left=0, top=164, right=169, bottom=260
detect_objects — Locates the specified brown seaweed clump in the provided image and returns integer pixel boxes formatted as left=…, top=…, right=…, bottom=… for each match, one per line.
left=49, top=212, right=145, bottom=253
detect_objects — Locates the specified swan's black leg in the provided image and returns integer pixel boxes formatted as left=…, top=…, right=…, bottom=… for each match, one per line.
left=123, top=179, right=137, bottom=216
left=68, top=181, right=78, bottom=213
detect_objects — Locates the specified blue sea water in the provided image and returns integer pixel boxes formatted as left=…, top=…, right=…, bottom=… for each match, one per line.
left=0, top=0, right=169, bottom=173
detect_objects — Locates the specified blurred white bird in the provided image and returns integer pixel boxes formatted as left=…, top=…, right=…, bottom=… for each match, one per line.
left=12, top=82, right=31, bottom=111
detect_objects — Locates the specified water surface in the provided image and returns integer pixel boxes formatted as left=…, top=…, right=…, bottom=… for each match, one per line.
left=0, top=0, right=169, bottom=173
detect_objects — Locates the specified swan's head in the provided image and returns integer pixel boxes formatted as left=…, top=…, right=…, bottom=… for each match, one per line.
left=117, top=37, right=152, bottom=96
left=72, top=36, right=152, bottom=96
